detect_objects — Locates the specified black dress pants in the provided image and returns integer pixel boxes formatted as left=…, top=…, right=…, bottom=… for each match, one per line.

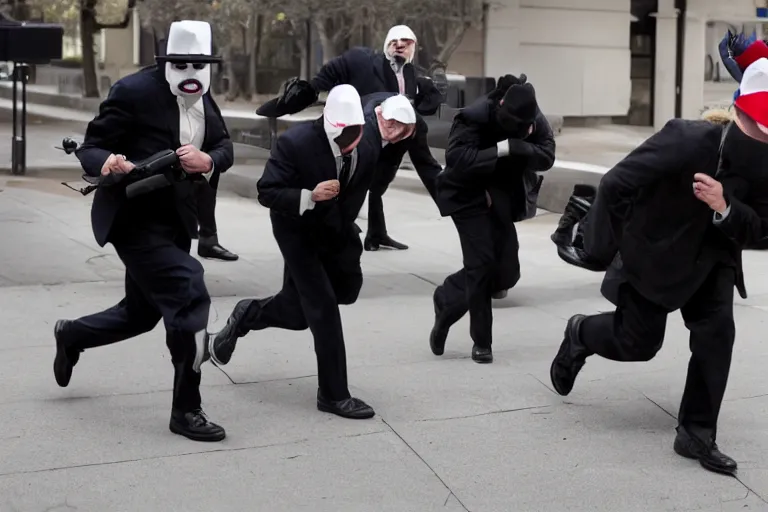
left=434, top=210, right=520, bottom=348
left=194, top=178, right=218, bottom=240
left=367, top=139, right=441, bottom=240
left=60, top=214, right=211, bottom=412
left=238, top=216, right=364, bottom=401
left=579, top=265, right=736, bottom=441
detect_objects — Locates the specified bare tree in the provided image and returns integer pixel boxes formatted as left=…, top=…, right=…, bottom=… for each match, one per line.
left=27, top=0, right=138, bottom=97
left=78, top=0, right=138, bottom=97
left=138, top=0, right=276, bottom=101
left=404, top=0, right=485, bottom=70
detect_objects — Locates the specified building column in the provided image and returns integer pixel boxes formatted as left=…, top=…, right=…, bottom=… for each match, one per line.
left=483, top=0, right=520, bottom=77
left=681, top=10, right=707, bottom=119
left=653, top=0, right=679, bottom=130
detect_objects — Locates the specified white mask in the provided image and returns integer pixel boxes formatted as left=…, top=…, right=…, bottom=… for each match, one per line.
left=323, top=84, right=365, bottom=152
left=165, top=61, right=210, bottom=104
left=162, top=20, right=216, bottom=107
left=383, top=25, right=417, bottom=66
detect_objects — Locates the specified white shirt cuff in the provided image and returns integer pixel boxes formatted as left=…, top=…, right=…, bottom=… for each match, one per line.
left=713, top=204, right=731, bottom=224
left=299, top=189, right=316, bottom=215
left=496, top=139, right=509, bottom=157
left=203, top=159, right=214, bottom=181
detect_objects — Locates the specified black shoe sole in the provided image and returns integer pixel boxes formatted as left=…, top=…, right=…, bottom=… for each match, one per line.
left=198, top=252, right=239, bottom=261
left=169, top=422, right=226, bottom=442
left=317, top=402, right=375, bottom=419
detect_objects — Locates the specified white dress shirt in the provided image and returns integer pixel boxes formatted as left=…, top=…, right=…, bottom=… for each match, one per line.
left=177, top=96, right=213, bottom=180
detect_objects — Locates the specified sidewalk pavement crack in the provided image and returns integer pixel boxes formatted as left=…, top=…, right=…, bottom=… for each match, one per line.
left=211, top=362, right=236, bottom=385
left=528, top=373, right=558, bottom=395
left=736, top=484, right=768, bottom=505
left=408, top=272, right=440, bottom=287
left=0, top=429, right=389, bottom=478
left=726, top=393, right=768, bottom=402
left=415, top=405, right=549, bottom=423
left=381, top=418, right=470, bottom=512
left=639, top=392, right=676, bottom=420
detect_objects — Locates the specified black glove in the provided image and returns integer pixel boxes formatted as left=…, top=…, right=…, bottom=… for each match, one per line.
left=497, top=73, right=527, bottom=91
left=256, top=77, right=318, bottom=117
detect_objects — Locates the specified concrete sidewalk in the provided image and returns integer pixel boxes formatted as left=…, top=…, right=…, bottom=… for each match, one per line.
left=0, top=176, right=766, bottom=511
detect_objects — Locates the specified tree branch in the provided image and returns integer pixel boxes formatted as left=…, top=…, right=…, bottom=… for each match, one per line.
left=93, top=0, right=136, bottom=30
left=436, top=20, right=470, bottom=63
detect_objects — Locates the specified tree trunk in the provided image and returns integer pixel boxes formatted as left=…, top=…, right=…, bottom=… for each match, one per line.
left=314, top=18, right=336, bottom=64
left=223, top=44, right=240, bottom=102
left=436, top=23, right=470, bottom=65
left=246, top=12, right=264, bottom=98
left=80, top=1, right=100, bottom=98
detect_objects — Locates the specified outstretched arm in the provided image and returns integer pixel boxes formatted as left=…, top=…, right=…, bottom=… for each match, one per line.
left=310, top=49, right=357, bottom=92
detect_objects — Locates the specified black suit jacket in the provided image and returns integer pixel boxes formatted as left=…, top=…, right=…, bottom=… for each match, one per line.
left=311, top=47, right=443, bottom=117
left=434, top=93, right=556, bottom=221
left=257, top=113, right=384, bottom=246
left=76, top=66, right=234, bottom=247
left=583, top=119, right=768, bottom=310
left=361, top=91, right=441, bottom=199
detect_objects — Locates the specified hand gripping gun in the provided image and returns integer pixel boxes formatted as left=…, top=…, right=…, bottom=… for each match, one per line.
left=57, top=137, right=187, bottom=198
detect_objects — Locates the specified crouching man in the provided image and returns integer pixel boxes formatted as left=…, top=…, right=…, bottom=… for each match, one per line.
left=550, top=58, right=768, bottom=475
left=205, top=86, right=418, bottom=419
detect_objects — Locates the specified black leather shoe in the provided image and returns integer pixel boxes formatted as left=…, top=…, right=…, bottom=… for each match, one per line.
left=198, top=243, right=239, bottom=261
left=551, top=190, right=594, bottom=247
left=429, top=288, right=449, bottom=356
left=364, top=235, right=409, bottom=251
left=471, top=344, right=493, bottom=363
left=53, top=320, right=82, bottom=388
left=492, top=289, right=508, bottom=299
left=550, top=314, right=591, bottom=395
left=353, top=223, right=363, bottom=234
left=317, top=391, right=375, bottom=419
left=557, top=244, right=607, bottom=272
left=169, top=409, right=226, bottom=442
left=210, top=299, right=252, bottom=366
left=673, top=426, right=738, bottom=475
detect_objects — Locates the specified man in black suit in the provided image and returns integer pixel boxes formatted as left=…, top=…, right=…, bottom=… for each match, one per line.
left=550, top=58, right=768, bottom=475
left=430, top=75, right=555, bottom=364
left=51, top=20, right=232, bottom=442
left=257, top=25, right=444, bottom=251
left=206, top=86, right=417, bottom=419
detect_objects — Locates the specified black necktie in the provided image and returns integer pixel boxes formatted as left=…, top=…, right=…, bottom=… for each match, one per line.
left=339, top=154, right=352, bottom=193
